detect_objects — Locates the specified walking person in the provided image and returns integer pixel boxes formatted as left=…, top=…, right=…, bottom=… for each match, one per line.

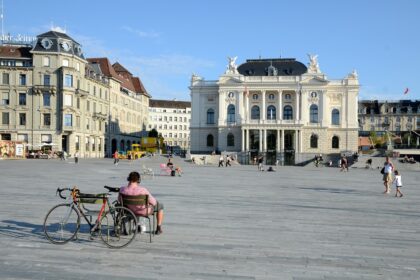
left=340, top=156, right=348, bottom=172
left=382, top=156, right=394, bottom=194
left=225, top=155, right=231, bottom=167
left=74, top=151, right=79, bottom=164
left=393, top=170, right=403, bottom=197
left=218, top=155, right=224, bottom=167
left=258, top=155, right=264, bottom=171
left=113, top=150, right=119, bottom=166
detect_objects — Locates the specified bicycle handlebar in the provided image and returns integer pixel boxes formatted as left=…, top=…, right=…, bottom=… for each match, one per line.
left=104, top=186, right=120, bottom=193
left=55, top=186, right=119, bottom=200
left=56, top=187, right=72, bottom=199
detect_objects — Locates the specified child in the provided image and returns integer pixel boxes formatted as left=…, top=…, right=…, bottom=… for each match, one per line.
left=393, top=170, right=403, bottom=198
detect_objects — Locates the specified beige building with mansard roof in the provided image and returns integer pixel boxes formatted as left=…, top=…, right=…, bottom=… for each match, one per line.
left=0, top=30, right=150, bottom=158
left=190, top=55, right=359, bottom=165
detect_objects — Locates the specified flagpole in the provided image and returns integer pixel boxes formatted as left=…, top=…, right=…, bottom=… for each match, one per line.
left=1, top=0, right=3, bottom=41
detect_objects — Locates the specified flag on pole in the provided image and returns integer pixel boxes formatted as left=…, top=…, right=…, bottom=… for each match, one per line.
left=404, top=88, right=409, bottom=95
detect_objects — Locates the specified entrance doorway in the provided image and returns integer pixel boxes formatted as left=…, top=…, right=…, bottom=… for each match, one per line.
left=61, top=135, right=68, bottom=152
left=284, top=131, right=295, bottom=165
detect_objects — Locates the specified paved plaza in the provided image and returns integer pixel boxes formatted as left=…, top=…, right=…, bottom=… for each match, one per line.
left=0, top=157, right=419, bottom=280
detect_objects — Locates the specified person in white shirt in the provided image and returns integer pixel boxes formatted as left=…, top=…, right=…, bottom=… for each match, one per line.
left=393, top=170, right=403, bottom=198
left=383, top=156, right=394, bottom=194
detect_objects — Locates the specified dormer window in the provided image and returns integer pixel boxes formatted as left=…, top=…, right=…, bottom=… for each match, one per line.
left=252, top=94, right=259, bottom=100
left=285, top=94, right=291, bottom=100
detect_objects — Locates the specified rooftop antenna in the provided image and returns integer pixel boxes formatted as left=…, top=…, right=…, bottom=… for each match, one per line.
left=259, top=50, right=261, bottom=59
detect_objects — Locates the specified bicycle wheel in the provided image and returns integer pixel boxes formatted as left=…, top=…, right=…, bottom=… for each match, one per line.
left=43, top=203, right=80, bottom=244
left=100, top=206, right=137, bottom=249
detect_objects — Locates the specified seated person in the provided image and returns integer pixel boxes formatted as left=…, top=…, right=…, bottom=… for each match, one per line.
left=267, top=166, right=276, bottom=172
left=408, top=156, right=416, bottom=163
left=166, top=158, right=174, bottom=168
left=403, top=155, right=409, bottom=163
left=365, top=158, right=373, bottom=169
left=119, top=171, right=164, bottom=235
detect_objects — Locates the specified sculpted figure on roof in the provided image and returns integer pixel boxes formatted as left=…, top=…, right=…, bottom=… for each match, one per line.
left=307, top=53, right=321, bottom=73
left=225, top=56, right=239, bottom=74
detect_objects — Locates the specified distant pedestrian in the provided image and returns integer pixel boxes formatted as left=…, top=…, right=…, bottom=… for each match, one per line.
left=218, top=155, right=224, bottom=167
left=258, top=156, right=264, bottom=171
left=113, top=151, right=119, bottom=165
left=340, top=157, right=348, bottom=172
left=382, top=156, right=394, bottom=194
left=60, top=150, right=65, bottom=161
left=226, top=155, right=231, bottom=167
left=74, top=151, right=79, bottom=164
left=393, top=170, right=403, bottom=197
left=253, top=156, right=257, bottom=165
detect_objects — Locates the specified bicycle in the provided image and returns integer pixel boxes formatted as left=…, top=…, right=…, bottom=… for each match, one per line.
left=43, top=186, right=138, bottom=249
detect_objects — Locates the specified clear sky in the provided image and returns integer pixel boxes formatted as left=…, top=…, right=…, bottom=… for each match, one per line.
left=3, top=0, right=420, bottom=101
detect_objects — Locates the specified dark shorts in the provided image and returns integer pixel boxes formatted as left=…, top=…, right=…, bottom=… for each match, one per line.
left=154, top=201, right=164, bottom=212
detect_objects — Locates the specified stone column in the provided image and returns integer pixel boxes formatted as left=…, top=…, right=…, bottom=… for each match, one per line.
left=295, top=90, right=300, bottom=121
left=218, top=90, right=225, bottom=126
left=321, top=90, right=328, bottom=126
left=281, top=130, right=284, bottom=151
left=246, top=129, right=250, bottom=151
left=261, top=90, right=266, bottom=121
left=263, top=129, right=267, bottom=151
left=278, top=90, right=282, bottom=121
left=241, top=128, right=245, bottom=151
left=259, top=129, right=262, bottom=152
left=299, top=130, right=303, bottom=153
left=276, top=129, right=280, bottom=152
left=238, top=91, right=244, bottom=125
left=245, top=92, right=249, bottom=122
left=294, top=130, right=298, bottom=152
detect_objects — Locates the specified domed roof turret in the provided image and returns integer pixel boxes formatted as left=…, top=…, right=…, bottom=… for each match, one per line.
left=32, top=30, right=84, bottom=59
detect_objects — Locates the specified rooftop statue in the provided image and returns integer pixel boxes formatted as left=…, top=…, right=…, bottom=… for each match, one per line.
left=307, top=53, right=321, bottom=73
left=225, top=56, right=239, bottom=74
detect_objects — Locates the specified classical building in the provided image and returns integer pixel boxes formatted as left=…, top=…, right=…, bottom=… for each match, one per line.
left=0, top=30, right=150, bottom=158
left=148, top=99, right=191, bottom=150
left=190, top=55, right=359, bottom=165
left=358, top=100, right=420, bottom=137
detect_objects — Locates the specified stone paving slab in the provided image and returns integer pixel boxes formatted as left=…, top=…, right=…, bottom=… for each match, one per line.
left=0, top=157, right=419, bottom=279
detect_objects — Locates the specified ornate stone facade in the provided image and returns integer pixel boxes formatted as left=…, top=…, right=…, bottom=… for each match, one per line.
left=190, top=56, right=359, bottom=165
left=0, top=30, right=150, bottom=158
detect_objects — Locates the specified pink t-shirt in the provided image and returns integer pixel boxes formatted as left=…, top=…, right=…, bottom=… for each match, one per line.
left=119, top=184, right=156, bottom=216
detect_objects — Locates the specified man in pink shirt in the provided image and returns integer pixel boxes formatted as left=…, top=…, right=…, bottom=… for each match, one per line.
left=119, top=171, right=164, bottom=235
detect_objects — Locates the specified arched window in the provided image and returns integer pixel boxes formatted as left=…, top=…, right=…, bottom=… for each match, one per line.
left=331, top=109, right=340, bottom=125
left=332, top=136, right=339, bottom=149
left=207, top=108, right=215, bottom=124
left=251, top=105, right=260, bottom=120
left=267, top=105, right=276, bottom=120
left=206, top=134, right=214, bottom=147
left=227, top=133, right=234, bottom=147
left=310, top=134, right=318, bottom=148
left=227, top=104, right=235, bottom=123
left=283, top=105, right=293, bottom=120
left=310, top=104, right=318, bottom=123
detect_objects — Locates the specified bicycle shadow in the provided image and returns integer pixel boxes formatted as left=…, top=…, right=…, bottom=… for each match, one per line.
left=0, top=219, right=47, bottom=242
left=0, top=219, right=104, bottom=246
